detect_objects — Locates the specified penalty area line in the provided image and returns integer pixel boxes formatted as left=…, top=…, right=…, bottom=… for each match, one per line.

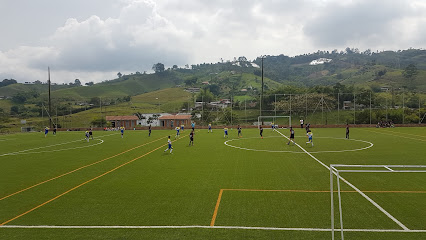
left=273, top=129, right=410, bottom=231
left=0, top=225, right=425, bottom=233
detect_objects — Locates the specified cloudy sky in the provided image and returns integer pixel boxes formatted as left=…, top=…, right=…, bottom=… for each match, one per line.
left=1, top=0, right=425, bottom=84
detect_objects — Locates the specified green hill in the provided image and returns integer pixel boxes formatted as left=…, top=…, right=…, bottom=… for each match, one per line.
left=0, top=83, right=72, bottom=97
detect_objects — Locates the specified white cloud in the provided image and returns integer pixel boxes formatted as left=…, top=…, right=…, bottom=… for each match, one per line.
left=1, top=0, right=426, bottom=84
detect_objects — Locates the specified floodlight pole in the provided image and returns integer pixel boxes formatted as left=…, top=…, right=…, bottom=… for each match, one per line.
left=402, top=91, right=405, bottom=124
left=48, top=67, right=52, bottom=128
left=337, top=93, right=340, bottom=125
left=369, top=91, right=372, bottom=125
left=260, top=56, right=265, bottom=118
left=353, top=93, right=356, bottom=125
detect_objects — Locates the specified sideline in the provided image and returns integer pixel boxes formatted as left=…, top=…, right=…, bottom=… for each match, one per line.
left=1, top=225, right=425, bottom=233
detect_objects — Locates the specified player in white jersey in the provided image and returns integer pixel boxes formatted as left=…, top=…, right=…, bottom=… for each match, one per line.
left=164, top=136, right=173, bottom=153
left=306, top=130, right=313, bottom=146
left=175, top=126, right=180, bottom=139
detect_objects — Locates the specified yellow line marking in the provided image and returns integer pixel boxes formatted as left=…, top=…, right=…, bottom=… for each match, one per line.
left=210, top=189, right=223, bottom=226
left=0, top=142, right=167, bottom=226
left=0, top=136, right=164, bottom=201
left=364, top=129, right=426, bottom=142
left=210, top=188, right=426, bottom=226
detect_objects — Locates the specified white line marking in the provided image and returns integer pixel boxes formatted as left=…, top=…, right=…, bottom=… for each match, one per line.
left=0, top=225, right=425, bottom=233
left=0, top=132, right=117, bottom=157
left=384, top=166, right=394, bottom=172
left=273, top=129, right=410, bottom=231
left=224, top=136, right=373, bottom=154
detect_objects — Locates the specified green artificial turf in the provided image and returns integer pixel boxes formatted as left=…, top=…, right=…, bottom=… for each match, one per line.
left=0, top=127, right=425, bottom=239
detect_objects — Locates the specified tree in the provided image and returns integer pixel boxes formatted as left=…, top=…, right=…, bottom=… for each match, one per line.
left=152, top=63, right=165, bottom=73
left=184, top=77, right=197, bottom=86
left=0, top=79, right=17, bottom=87
left=196, top=89, right=214, bottom=103
left=117, top=72, right=122, bottom=78
left=85, top=81, right=94, bottom=86
left=74, top=79, right=82, bottom=86
left=11, top=92, right=27, bottom=104
left=403, top=64, right=418, bottom=80
left=238, top=56, right=247, bottom=62
left=172, top=65, right=178, bottom=70
left=91, top=117, right=106, bottom=127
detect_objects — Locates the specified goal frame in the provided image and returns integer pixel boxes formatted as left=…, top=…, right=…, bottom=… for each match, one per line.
left=257, top=116, right=291, bottom=128
left=330, top=164, right=426, bottom=240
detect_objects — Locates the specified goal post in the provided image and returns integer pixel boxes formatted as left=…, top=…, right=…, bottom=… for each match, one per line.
left=330, top=164, right=426, bottom=240
left=257, top=116, right=291, bottom=128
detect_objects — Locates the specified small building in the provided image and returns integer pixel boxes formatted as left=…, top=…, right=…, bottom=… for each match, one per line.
left=202, top=81, right=209, bottom=85
left=106, top=116, right=139, bottom=128
left=159, top=114, right=192, bottom=128
left=184, top=87, right=201, bottom=93
left=136, top=113, right=166, bottom=126
left=380, top=86, right=390, bottom=92
left=309, top=58, right=332, bottom=65
left=343, top=101, right=352, bottom=110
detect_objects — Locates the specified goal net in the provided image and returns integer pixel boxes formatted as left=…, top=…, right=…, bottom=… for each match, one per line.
left=256, top=116, right=291, bottom=128
left=330, top=164, right=426, bottom=240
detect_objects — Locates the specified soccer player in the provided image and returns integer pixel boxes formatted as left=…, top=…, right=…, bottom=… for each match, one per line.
left=306, top=130, right=313, bottom=146
left=191, top=122, right=195, bottom=131
left=224, top=127, right=228, bottom=138
left=208, top=123, right=212, bottom=133
left=345, top=124, right=349, bottom=139
left=175, top=126, right=180, bottom=139
left=287, top=127, right=295, bottom=145
left=189, top=130, right=194, bottom=146
left=271, top=122, right=275, bottom=130
left=44, top=127, right=49, bottom=137
left=260, top=126, right=263, bottom=139
left=85, top=130, right=90, bottom=142
left=120, top=127, right=124, bottom=138
left=305, top=123, right=310, bottom=133
left=89, top=128, right=94, bottom=140
left=300, top=119, right=304, bottom=128
left=237, top=125, right=242, bottom=138
left=164, top=136, right=173, bottom=153
left=53, top=127, right=57, bottom=136
left=181, top=124, right=185, bottom=131
left=148, top=124, right=152, bottom=137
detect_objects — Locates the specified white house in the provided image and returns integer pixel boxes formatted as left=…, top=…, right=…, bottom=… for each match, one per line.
left=309, top=58, right=332, bottom=65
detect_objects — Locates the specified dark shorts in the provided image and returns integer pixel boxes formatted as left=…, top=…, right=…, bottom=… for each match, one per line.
left=290, top=134, right=295, bottom=139
left=190, top=137, right=193, bottom=141
left=89, top=132, right=92, bottom=135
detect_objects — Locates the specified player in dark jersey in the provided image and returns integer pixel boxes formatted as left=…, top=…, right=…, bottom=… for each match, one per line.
left=189, top=130, right=194, bottom=146
left=305, top=123, right=310, bottom=133
left=148, top=124, right=152, bottom=137
left=345, top=124, right=349, bottom=139
left=260, top=126, right=263, bottom=139
left=89, top=128, right=93, bottom=140
left=237, top=125, right=242, bottom=138
left=287, top=127, right=295, bottom=145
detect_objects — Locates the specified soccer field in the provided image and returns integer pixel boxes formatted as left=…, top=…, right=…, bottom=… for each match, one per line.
left=0, top=127, right=425, bottom=239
